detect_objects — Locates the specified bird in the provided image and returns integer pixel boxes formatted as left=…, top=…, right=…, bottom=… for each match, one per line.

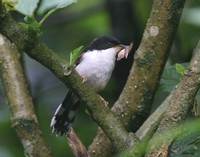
left=50, top=36, right=132, bottom=135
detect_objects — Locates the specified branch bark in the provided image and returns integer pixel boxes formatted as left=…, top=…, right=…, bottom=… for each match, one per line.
left=88, top=0, right=186, bottom=156
left=0, top=33, right=53, bottom=157
left=66, top=128, right=89, bottom=157
left=0, top=12, right=138, bottom=153
left=145, top=40, right=200, bottom=157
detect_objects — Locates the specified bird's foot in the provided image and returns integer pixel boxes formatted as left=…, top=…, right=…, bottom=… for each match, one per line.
left=99, top=95, right=109, bottom=106
left=81, top=75, right=87, bottom=83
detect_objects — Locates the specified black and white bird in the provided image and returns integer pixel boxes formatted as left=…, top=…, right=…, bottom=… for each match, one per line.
left=51, top=36, right=132, bottom=135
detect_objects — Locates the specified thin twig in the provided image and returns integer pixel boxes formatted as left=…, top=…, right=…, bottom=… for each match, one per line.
left=66, top=128, right=90, bottom=157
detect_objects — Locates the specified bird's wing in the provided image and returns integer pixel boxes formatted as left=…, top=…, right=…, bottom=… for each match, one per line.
left=51, top=49, right=88, bottom=135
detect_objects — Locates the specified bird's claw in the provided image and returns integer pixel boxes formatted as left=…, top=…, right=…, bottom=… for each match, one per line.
left=81, top=75, right=87, bottom=83
left=99, top=95, right=109, bottom=106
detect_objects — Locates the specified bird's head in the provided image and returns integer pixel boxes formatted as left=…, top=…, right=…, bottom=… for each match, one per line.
left=84, top=36, right=132, bottom=60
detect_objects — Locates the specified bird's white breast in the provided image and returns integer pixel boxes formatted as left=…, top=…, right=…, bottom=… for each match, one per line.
left=75, top=48, right=117, bottom=92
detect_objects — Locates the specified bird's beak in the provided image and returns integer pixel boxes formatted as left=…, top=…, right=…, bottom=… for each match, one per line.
left=115, top=42, right=133, bottom=61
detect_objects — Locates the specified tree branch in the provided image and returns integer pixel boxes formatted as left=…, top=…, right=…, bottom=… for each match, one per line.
left=145, top=40, right=200, bottom=156
left=114, top=0, right=186, bottom=128
left=66, top=128, right=89, bottom=157
left=0, top=33, right=53, bottom=157
left=88, top=0, right=186, bottom=156
left=0, top=12, right=138, bottom=152
left=111, top=41, right=200, bottom=157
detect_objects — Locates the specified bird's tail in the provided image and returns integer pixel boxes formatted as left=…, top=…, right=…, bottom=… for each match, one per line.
left=50, top=91, right=79, bottom=135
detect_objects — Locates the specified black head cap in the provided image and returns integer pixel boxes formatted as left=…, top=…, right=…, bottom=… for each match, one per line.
left=84, top=36, right=121, bottom=51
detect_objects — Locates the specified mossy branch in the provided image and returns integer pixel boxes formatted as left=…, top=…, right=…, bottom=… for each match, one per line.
left=119, top=40, right=200, bottom=156
left=0, top=12, right=138, bottom=152
left=0, top=33, right=53, bottom=157
left=145, top=40, right=200, bottom=156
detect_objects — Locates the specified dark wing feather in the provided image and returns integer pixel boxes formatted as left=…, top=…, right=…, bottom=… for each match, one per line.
left=51, top=48, right=87, bottom=135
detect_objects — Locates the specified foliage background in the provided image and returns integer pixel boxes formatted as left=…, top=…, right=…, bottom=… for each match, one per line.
left=0, top=0, right=200, bottom=156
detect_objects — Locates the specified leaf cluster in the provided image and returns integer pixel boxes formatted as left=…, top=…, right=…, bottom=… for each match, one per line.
left=3, top=0, right=77, bottom=36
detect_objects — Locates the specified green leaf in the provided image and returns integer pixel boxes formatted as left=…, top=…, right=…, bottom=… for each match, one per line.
left=176, top=63, right=185, bottom=75
left=2, top=0, right=17, bottom=11
left=16, top=0, right=39, bottom=17
left=69, top=46, right=83, bottom=67
left=38, top=0, right=77, bottom=25
left=4, top=0, right=39, bottom=17
left=4, top=0, right=77, bottom=29
left=37, top=0, right=77, bottom=15
left=158, top=63, right=189, bottom=92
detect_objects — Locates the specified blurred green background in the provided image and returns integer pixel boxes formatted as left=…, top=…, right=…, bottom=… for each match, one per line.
left=0, top=0, right=200, bottom=156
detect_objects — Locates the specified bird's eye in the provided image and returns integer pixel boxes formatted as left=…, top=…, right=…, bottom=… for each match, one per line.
left=108, top=42, right=112, bottom=45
